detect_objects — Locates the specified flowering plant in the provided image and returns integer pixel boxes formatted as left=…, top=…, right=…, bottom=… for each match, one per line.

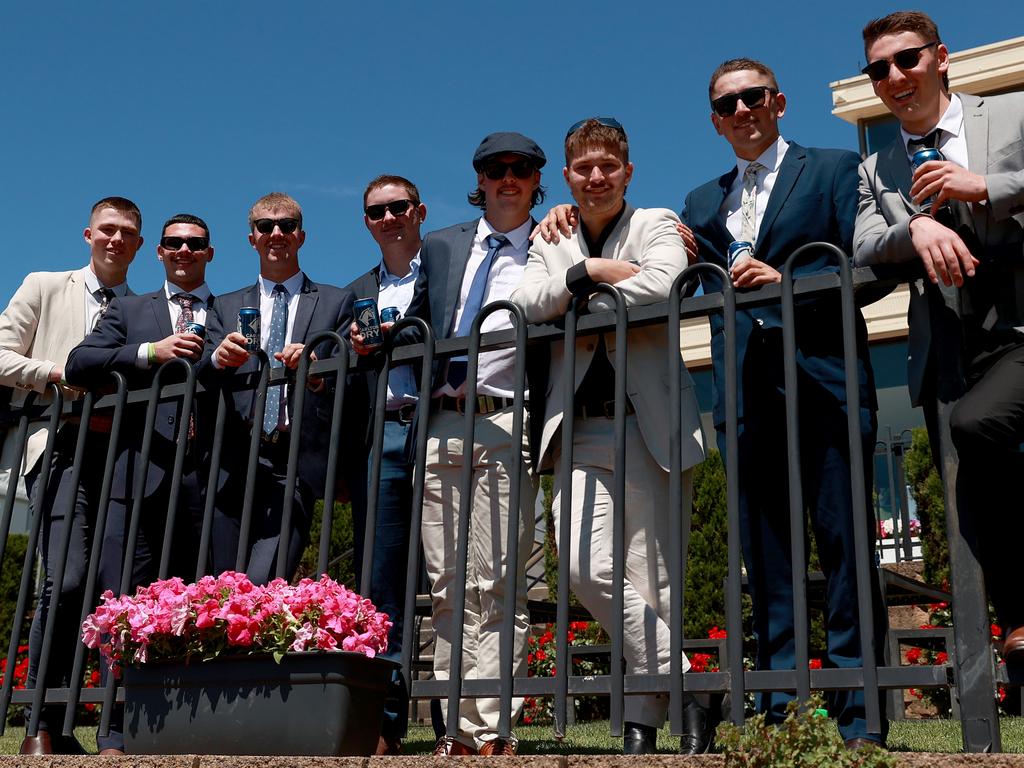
left=877, top=517, right=921, bottom=539
left=81, top=571, right=391, bottom=675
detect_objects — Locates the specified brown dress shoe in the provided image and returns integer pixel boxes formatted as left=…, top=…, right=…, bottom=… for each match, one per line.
left=20, top=732, right=53, bottom=755
left=479, top=737, right=518, bottom=756
left=99, top=748, right=126, bottom=755
left=432, top=736, right=477, bottom=756
left=1004, top=626, right=1024, bottom=662
left=375, top=734, right=402, bottom=755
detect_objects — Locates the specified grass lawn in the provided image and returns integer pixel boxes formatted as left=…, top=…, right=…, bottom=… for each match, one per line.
left=3, top=718, right=1024, bottom=755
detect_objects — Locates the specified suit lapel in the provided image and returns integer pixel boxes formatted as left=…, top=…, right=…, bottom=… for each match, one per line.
left=709, top=170, right=736, bottom=247
left=885, top=139, right=916, bottom=213
left=961, top=93, right=988, bottom=179
left=757, top=144, right=806, bottom=251
left=291, top=274, right=318, bottom=344
left=68, top=271, right=87, bottom=339
left=151, top=291, right=174, bottom=338
left=441, top=222, right=477, bottom=337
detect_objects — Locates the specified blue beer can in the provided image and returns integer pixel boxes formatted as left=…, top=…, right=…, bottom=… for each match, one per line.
left=728, top=240, right=754, bottom=269
left=911, top=147, right=945, bottom=213
left=184, top=321, right=205, bottom=337
left=237, top=307, right=261, bottom=353
left=354, top=297, right=383, bottom=347
left=380, top=306, right=401, bottom=324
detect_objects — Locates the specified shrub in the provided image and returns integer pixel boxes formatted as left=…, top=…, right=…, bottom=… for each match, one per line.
left=902, top=427, right=949, bottom=588
left=0, top=533, right=29, bottom=653
left=296, top=500, right=355, bottom=588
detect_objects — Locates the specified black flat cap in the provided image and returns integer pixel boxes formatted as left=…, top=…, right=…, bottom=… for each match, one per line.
left=472, top=132, right=546, bottom=170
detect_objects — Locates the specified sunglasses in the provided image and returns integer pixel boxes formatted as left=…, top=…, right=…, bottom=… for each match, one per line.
left=481, top=158, right=536, bottom=181
left=565, top=116, right=627, bottom=140
left=861, top=41, right=938, bottom=81
left=365, top=199, right=418, bottom=221
left=253, top=218, right=300, bottom=235
left=711, top=86, right=777, bottom=118
left=160, top=236, right=209, bottom=251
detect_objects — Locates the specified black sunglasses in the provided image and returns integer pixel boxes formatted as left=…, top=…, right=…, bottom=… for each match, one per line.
left=253, top=218, right=300, bottom=235
left=365, top=199, right=417, bottom=221
left=861, top=41, right=938, bottom=81
left=160, top=236, right=209, bottom=251
left=565, top=116, right=626, bottom=140
left=711, top=86, right=777, bottom=118
left=481, top=158, right=536, bottom=181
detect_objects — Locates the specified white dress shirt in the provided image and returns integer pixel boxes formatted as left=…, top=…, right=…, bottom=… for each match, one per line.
left=437, top=217, right=532, bottom=399
left=81, top=266, right=129, bottom=332
left=377, top=254, right=420, bottom=409
left=721, top=135, right=791, bottom=244
left=135, top=281, right=213, bottom=368
left=901, top=94, right=969, bottom=170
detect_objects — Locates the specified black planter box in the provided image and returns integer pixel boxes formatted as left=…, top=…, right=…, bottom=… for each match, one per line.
left=123, top=651, right=399, bottom=755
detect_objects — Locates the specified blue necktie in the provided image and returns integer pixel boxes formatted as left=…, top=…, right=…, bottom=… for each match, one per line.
left=447, top=234, right=508, bottom=389
left=263, top=284, right=288, bottom=435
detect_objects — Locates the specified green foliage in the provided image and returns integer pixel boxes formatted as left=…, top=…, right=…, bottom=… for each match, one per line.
left=717, top=694, right=897, bottom=767
left=686, top=451, right=729, bottom=638
left=296, top=499, right=355, bottom=588
left=0, top=534, right=29, bottom=655
left=902, top=427, right=949, bottom=588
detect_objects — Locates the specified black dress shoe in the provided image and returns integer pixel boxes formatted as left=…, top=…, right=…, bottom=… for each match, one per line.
left=623, top=721, right=657, bottom=754
left=679, top=692, right=713, bottom=755
left=20, top=733, right=53, bottom=755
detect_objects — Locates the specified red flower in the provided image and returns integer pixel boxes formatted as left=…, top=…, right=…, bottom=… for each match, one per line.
left=935, top=651, right=948, bottom=665
left=906, top=647, right=922, bottom=664
left=708, top=626, right=727, bottom=640
left=535, top=649, right=546, bottom=661
left=809, top=658, right=822, bottom=670
left=992, top=624, right=1003, bottom=640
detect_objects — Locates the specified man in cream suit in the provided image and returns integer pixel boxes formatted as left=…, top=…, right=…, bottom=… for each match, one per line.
left=511, top=118, right=705, bottom=755
left=854, top=11, right=1024, bottom=660
left=0, top=197, right=141, bottom=755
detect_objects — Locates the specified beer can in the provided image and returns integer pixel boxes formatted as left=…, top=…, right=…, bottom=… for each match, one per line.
left=911, top=148, right=945, bottom=213
left=380, top=306, right=401, bottom=324
left=237, top=307, right=261, bottom=353
left=184, top=322, right=205, bottom=337
left=354, top=297, right=383, bottom=347
left=728, top=240, right=754, bottom=269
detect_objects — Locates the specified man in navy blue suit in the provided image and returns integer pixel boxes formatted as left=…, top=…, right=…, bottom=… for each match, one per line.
left=680, top=58, right=887, bottom=748
left=65, top=212, right=216, bottom=754
left=206, top=193, right=351, bottom=586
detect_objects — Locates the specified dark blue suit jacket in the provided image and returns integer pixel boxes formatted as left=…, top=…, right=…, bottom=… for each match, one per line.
left=65, top=290, right=214, bottom=499
left=203, top=275, right=353, bottom=495
left=681, top=142, right=875, bottom=431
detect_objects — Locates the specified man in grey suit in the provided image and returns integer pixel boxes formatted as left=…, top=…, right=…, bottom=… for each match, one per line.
left=854, top=10, right=1024, bottom=658
left=0, top=197, right=142, bottom=755
left=512, top=118, right=706, bottom=754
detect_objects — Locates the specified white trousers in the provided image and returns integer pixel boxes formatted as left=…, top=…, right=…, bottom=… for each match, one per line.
left=420, top=407, right=537, bottom=748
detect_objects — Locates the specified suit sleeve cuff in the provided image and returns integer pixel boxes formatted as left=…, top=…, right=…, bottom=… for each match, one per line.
left=566, top=261, right=596, bottom=297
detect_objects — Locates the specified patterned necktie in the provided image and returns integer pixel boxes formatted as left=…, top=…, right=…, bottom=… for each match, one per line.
left=447, top=233, right=509, bottom=390
left=173, top=293, right=196, bottom=333
left=739, top=161, right=765, bottom=244
left=94, top=287, right=115, bottom=330
left=263, top=284, right=289, bottom=436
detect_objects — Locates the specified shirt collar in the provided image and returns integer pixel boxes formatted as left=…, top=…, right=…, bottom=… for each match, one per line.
left=258, top=271, right=305, bottom=298
left=735, top=135, right=789, bottom=178
left=164, top=281, right=212, bottom=302
left=81, top=266, right=128, bottom=297
left=379, top=252, right=421, bottom=283
left=476, top=216, right=532, bottom=251
left=901, top=95, right=964, bottom=156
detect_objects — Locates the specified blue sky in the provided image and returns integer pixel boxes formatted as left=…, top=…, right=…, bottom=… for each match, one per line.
left=1, top=1, right=1015, bottom=307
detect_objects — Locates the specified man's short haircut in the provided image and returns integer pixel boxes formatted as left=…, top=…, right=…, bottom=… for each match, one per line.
left=90, top=196, right=142, bottom=230
left=707, top=58, right=779, bottom=102
left=248, top=192, right=303, bottom=231
left=564, top=119, right=630, bottom=167
left=862, top=10, right=948, bottom=90
left=162, top=213, right=210, bottom=239
left=467, top=162, right=547, bottom=211
left=363, top=175, right=421, bottom=209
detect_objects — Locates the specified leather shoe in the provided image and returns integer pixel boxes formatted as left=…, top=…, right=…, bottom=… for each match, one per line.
left=432, top=736, right=477, bottom=756
left=845, top=737, right=885, bottom=751
left=479, top=737, right=518, bottom=755
left=1004, top=626, right=1024, bottom=662
left=376, top=734, right=402, bottom=755
left=20, top=731, right=87, bottom=756
left=679, top=692, right=713, bottom=755
left=99, top=748, right=126, bottom=756
left=623, top=721, right=657, bottom=755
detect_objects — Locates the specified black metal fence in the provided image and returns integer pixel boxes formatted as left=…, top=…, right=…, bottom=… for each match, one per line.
left=0, top=253, right=1003, bottom=752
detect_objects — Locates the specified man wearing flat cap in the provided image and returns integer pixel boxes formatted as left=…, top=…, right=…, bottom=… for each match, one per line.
left=354, top=131, right=547, bottom=755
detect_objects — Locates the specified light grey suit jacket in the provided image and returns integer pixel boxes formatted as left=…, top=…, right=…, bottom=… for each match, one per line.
left=510, top=204, right=705, bottom=473
left=0, top=269, right=120, bottom=479
left=853, top=91, right=1024, bottom=404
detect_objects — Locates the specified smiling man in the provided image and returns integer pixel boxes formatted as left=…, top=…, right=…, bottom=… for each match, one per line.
left=512, top=118, right=706, bottom=755
left=853, top=11, right=1024, bottom=661
left=681, top=59, right=887, bottom=750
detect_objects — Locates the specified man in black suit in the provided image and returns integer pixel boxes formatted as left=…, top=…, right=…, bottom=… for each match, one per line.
left=342, top=174, right=426, bottom=755
left=207, top=192, right=351, bottom=585
left=352, top=134, right=546, bottom=756
left=65, top=212, right=215, bottom=754
left=681, top=59, right=886, bottom=748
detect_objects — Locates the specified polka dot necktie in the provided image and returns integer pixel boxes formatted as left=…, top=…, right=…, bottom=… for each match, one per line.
left=263, top=284, right=288, bottom=436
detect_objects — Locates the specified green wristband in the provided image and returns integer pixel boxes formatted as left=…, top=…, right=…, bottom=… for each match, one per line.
left=148, top=343, right=157, bottom=365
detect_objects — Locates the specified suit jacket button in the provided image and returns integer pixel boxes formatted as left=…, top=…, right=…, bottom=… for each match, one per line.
left=167, top=416, right=175, bottom=424
left=756, top=319, right=765, bottom=326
